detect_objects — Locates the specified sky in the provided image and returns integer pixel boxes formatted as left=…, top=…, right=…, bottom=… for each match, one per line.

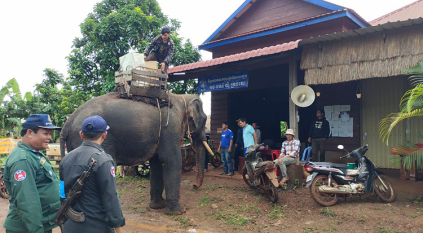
left=0, top=0, right=418, bottom=115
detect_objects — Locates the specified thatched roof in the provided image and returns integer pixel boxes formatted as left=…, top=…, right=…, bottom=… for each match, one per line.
left=301, top=24, right=423, bottom=85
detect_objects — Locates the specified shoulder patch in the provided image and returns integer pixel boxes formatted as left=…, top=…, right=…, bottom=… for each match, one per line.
left=14, top=170, right=27, bottom=181
left=110, top=166, right=116, bottom=177
left=40, top=157, right=46, bottom=165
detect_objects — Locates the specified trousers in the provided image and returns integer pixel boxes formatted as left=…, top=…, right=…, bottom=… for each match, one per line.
left=312, top=138, right=326, bottom=162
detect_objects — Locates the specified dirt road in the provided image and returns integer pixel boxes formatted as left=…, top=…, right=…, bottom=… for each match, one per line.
left=1, top=168, right=422, bottom=233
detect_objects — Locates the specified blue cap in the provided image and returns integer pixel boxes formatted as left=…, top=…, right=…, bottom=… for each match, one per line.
left=22, top=114, right=61, bottom=129
left=81, top=115, right=110, bottom=132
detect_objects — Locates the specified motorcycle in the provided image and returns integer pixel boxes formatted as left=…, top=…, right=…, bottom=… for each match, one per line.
left=0, top=167, right=10, bottom=199
left=242, top=144, right=279, bottom=203
left=181, top=139, right=222, bottom=172
left=305, top=133, right=396, bottom=206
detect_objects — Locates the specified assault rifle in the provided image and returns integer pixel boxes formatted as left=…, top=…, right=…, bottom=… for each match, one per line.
left=54, top=158, right=97, bottom=229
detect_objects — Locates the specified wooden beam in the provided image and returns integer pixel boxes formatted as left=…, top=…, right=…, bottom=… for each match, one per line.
left=289, top=60, right=299, bottom=137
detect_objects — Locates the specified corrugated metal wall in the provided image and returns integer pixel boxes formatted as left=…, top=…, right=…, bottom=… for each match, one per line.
left=361, top=76, right=408, bottom=168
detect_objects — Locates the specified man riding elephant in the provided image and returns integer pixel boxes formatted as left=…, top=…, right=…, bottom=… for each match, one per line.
left=60, top=93, right=213, bottom=215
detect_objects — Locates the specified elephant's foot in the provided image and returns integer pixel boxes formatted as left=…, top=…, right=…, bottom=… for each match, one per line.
left=149, top=198, right=167, bottom=209
left=165, top=207, right=186, bottom=215
left=164, top=200, right=185, bottom=215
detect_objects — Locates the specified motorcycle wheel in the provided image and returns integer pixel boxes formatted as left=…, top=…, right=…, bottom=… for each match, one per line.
left=261, top=175, right=278, bottom=203
left=242, top=167, right=257, bottom=189
left=135, top=163, right=150, bottom=178
left=374, top=175, right=396, bottom=203
left=182, top=148, right=195, bottom=172
left=210, top=152, right=222, bottom=168
left=310, top=175, right=338, bottom=206
left=0, top=176, right=10, bottom=199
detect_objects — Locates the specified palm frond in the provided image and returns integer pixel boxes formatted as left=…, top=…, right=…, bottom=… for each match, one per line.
left=400, top=85, right=423, bottom=112
left=24, top=92, right=32, bottom=102
left=405, top=59, right=423, bottom=86
left=7, top=78, right=21, bottom=97
left=392, top=144, right=423, bottom=170
left=379, top=109, right=423, bottom=144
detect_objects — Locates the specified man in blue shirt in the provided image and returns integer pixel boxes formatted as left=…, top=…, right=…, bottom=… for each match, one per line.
left=237, top=118, right=257, bottom=155
left=218, top=122, right=234, bottom=176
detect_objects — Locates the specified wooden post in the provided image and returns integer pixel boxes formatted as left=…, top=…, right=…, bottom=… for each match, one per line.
left=289, top=60, right=298, bottom=137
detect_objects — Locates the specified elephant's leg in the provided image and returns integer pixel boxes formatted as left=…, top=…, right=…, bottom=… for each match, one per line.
left=149, top=155, right=167, bottom=209
left=159, top=141, right=184, bottom=214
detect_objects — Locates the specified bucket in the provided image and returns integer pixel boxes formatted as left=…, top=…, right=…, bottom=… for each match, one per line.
left=347, top=163, right=356, bottom=169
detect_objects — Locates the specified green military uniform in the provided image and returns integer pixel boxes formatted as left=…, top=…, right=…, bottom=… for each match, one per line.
left=3, top=142, right=60, bottom=233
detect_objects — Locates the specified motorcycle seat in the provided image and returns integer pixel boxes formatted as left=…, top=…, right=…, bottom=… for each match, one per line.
left=312, top=162, right=347, bottom=169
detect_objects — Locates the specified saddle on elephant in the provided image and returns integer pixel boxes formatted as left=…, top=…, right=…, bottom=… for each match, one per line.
left=114, top=52, right=169, bottom=106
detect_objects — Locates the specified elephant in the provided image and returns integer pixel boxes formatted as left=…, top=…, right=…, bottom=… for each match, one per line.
left=60, top=92, right=213, bottom=214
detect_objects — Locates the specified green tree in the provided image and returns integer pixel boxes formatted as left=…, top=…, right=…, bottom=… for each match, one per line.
left=379, top=59, right=423, bottom=144
left=35, top=69, right=90, bottom=141
left=67, top=0, right=201, bottom=96
left=0, top=78, right=32, bottom=138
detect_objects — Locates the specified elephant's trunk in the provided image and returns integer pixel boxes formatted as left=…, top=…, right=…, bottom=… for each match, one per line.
left=193, top=138, right=206, bottom=189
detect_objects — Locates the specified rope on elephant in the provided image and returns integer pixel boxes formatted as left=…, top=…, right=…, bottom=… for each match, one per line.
left=156, top=98, right=162, bottom=145
left=165, top=91, right=170, bottom=127
left=182, top=95, right=195, bottom=153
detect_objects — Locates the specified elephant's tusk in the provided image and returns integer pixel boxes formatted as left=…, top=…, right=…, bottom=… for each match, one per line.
left=202, top=141, right=214, bottom=156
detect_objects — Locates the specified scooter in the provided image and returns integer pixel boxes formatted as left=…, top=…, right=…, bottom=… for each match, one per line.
left=305, top=133, right=396, bottom=206
left=0, top=167, right=10, bottom=199
left=242, top=144, right=279, bottom=203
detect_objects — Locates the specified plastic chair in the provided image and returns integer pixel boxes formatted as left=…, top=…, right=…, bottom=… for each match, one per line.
left=301, top=146, right=312, bottom=163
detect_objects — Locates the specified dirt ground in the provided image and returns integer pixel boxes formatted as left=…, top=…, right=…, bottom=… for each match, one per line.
left=1, top=167, right=422, bottom=233
left=115, top=167, right=423, bottom=233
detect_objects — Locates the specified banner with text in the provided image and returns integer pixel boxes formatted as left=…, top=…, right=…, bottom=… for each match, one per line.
left=198, top=70, right=249, bottom=93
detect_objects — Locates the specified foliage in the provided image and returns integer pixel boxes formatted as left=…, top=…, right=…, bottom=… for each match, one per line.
left=168, top=79, right=198, bottom=94
left=267, top=205, right=285, bottom=219
left=320, top=207, right=337, bottom=217
left=380, top=59, right=423, bottom=144
left=67, top=0, right=201, bottom=96
left=0, top=78, right=32, bottom=138
left=34, top=69, right=90, bottom=141
left=391, top=137, right=423, bottom=170
left=0, top=71, right=90, bottom=141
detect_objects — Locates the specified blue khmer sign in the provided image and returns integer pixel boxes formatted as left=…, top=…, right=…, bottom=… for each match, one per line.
left=198, top=70, right=249, bottom=93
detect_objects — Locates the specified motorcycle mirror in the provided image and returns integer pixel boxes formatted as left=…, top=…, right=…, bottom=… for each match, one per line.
left=337, top=145, right=344, bottom=150
left=363, top=133, right=368, bottom=140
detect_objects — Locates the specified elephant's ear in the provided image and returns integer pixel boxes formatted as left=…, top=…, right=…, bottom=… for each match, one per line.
left=188, top=98, right=207, bottom=131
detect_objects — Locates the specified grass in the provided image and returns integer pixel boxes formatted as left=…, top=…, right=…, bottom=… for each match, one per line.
left=304, top=227, right=318, bottom=233
left=199, top=197, right=211, bottom=207
left=359, top=215, right=366, bottom=222
left=268, top=205, right=285, bottom=219
left=208, top=209, right=253, bottom=226
left=0, top=154, right=8, bottom=165
left=320, top=207, right=337, bottom=217
left=170, top=216, right=189, bottom=229
left=324, top=228, right=338, bottom=232
left=410, top=208, right=422, bottom=218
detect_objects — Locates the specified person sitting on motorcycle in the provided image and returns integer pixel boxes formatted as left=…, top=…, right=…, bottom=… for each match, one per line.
left=274, top=129, right=300, bottom=187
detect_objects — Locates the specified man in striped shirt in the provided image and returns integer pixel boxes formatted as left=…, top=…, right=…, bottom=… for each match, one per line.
left=274, top=129, right=300, bottom=187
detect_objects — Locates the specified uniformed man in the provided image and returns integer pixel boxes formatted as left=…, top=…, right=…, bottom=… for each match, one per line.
left=59, top=115, right=125, bottom=233
left=3, top=114, right=61, bottom=233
